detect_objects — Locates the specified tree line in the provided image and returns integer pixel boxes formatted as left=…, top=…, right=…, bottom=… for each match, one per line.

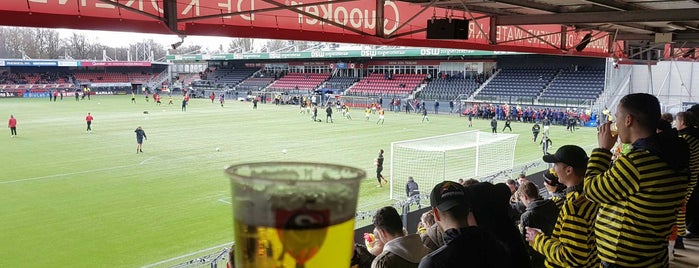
left=0, top=26, right=318, bottom=61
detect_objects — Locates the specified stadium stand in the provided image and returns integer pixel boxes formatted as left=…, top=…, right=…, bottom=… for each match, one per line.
left=266, top=72, right=331, bottom=92
left=235, top=77, right=275, bottom=92
left=345, top=73, right=425, bottom=97
left=539, top=67, right=605, bottom=101
left=191, top=68, right=259, bottom=89
left=475, top=67, right=557, bottom=102
left=318, top=76, right=359, bottom=93
left=417, top=77, right=480, bottom=100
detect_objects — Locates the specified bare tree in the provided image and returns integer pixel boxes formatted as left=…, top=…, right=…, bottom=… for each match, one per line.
left=169, top=44, right=203, bottom=55
left=228, top=38, right=254, bottom=53
left=129, top=39, right=166, bottom=61
left=265, top=39, right=288, bottom=52
left=292, top=40, right=315, bottom=51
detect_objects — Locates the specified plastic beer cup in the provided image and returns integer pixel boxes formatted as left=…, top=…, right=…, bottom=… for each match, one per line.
left=226, top=162, right=365, bottom=268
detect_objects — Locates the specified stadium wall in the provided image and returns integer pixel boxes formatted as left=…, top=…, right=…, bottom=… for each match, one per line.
left=627, top=60, right=699, bottom=113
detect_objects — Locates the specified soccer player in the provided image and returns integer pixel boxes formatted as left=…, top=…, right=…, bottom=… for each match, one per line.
left=377, top=108, right=385, bottom=125
left=421, top=107, right=429, bottom=123
left=210, top=92, right=216, bottom=103
left=540, top=135, right=552, bottom=155
left=532, top=122, right=541, bottom=142
left=181, top=98, right=187, bottom=112
left=542, top=117, right=551, bottom=136
left=131, top=92, right=136, bottom=103
left=375, top=149, right=388, bottom=187
left=219, top=93, right=225, bottom=107
left=85, top=113, right=93, bottom=133
left=8, top=115, right=17, bottom=137
left=585, top=93, right=689, bottom=267
left=491, top=118, right=497, bottom=133
left=468, top=111, right=473, bottom=127
left=344, top=106, right=352, bottom=120
left=134, top=126, right=147, bottom=153
left=502, top=118, right=512, bottom=132
left=168, top=96, right=173, bottom=105
left=325, top=106, right=333, bottom=123
left=365, top=106, right=372, bottom=121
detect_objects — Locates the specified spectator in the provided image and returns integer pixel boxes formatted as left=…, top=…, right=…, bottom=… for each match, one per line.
left=539, top=168, right=566, bottom=208
left=672, top=111, right=699, bottom=250
left=371, top=206, right=429, bottom=268
left=418, top=181, right=511, bottom=268
left=527, top=145, right=599, bottom=267
left=418, top=211, right=443, bottom=253
left=468, top=182, right=532, bottom=268
left=517, top=182, right=559, bottom=268
left=585, top=93, right=689, bottom=267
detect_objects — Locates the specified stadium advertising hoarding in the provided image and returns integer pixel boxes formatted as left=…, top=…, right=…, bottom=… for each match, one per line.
left=165, top=48, right=516, bottom=61
left=3, top=0, right=619, bottom=57
left=79, top=61, right=152, bottom=67
left=0, top=60, right=151, bottom=67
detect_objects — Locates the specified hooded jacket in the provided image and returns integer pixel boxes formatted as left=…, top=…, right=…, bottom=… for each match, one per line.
left=372, top=234, right=430, bottom=268
left=520, top=199, right=560, bottom=268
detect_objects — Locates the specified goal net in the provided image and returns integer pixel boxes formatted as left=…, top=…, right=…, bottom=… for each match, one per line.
left=389, top=130, right=518, bottom=200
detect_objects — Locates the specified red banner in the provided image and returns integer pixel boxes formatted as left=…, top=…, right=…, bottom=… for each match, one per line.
left=79, top=61, right=152, bottom=67
left=1, top=0, right=620, bottom=57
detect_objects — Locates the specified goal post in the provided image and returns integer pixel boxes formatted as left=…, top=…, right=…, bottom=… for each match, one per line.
left=389, top=130, right=518, bottom=200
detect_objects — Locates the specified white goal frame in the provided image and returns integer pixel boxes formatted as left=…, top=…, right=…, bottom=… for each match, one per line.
left=389, top=130, right=518, bottom=200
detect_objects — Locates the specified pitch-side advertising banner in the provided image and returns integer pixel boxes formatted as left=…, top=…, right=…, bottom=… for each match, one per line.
left=2, top=0, right=618, bottom=56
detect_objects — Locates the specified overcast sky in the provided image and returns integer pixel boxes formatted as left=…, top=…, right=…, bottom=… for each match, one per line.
left=54, top=28, right=250, bottom=52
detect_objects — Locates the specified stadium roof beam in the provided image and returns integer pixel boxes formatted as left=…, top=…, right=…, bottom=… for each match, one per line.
left=497, top=8, right=699, bottom=25
left=617, top=32, right=699, bottom=41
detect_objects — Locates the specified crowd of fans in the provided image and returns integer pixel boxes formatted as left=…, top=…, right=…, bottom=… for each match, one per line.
left=346, top=93, right=698, bottom=268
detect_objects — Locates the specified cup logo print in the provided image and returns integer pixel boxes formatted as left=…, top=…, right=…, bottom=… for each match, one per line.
left=275, top=209, right=330, bottom=266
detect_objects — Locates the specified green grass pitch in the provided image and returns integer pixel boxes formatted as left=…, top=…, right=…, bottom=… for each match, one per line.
left=0, top=95, right=597, bottom=267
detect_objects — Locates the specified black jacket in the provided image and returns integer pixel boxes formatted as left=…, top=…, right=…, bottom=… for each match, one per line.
left=520, top=199, right=560, bottom=268
left=418, top=227, right=510, bottom=268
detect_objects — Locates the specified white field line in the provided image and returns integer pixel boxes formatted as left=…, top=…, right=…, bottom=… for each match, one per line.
left=0, top=163, right=138, bottom=185
left=217, top=197, right=232, bottom=204
left=140, top=242, right=233, bottom=268
left=139, top=156, right=157, bottom=165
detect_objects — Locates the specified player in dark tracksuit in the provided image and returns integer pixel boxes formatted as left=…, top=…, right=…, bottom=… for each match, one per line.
left=135, top=126, right=147, bottom=153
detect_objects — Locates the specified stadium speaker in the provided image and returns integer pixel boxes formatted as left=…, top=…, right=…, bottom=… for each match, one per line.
left=426, top=19, right=469, bottom=40
left=575, top=33, right=593, bottom=52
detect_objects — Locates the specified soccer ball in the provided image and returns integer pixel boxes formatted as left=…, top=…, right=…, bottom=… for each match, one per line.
left=282, top=149, right=288, bottom=154
left=216, top=147, right=221, bottom=152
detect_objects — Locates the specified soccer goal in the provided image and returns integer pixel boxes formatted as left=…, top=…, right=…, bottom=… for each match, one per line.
left=389, top=130, right=518, bottom=200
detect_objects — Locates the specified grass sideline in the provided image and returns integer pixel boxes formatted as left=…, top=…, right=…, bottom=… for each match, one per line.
left=0, top=96, right=598, bottom=267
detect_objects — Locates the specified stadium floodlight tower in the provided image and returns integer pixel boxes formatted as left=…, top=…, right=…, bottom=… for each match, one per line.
left=389, top=130, right=518, bottom=200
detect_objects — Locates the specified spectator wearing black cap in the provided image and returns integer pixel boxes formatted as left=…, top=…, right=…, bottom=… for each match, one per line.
left=586, top=93, right=689, bottom=267
left=418, top=181, right=511, bottom=268
left=526, top=145, right=599, bottom=268
left=517, top=182, right=559, bottom=268
left=539, top=168, right=566, bottom=209
left=371, top=206, right=430, bottom=268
